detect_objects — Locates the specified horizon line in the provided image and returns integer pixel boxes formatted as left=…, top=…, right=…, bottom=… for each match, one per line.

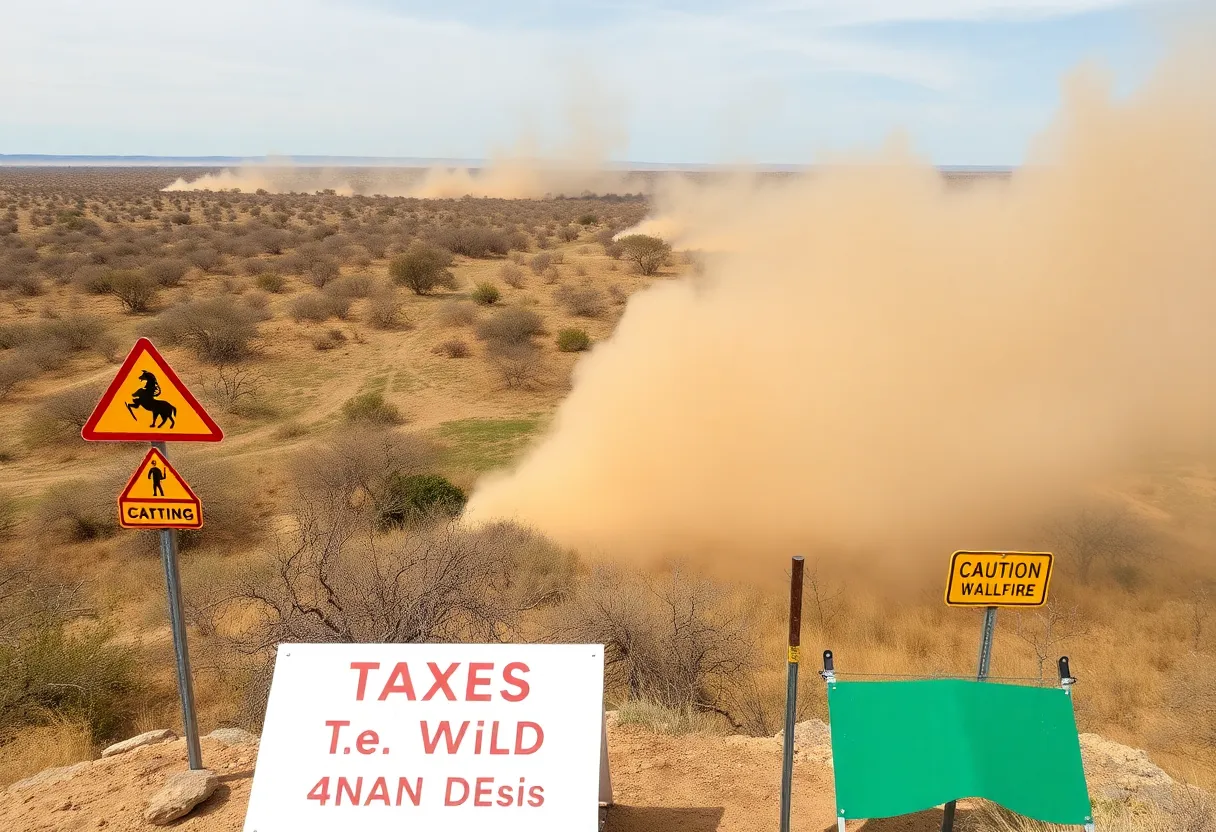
left=0, top=154, right=1016, bottom=173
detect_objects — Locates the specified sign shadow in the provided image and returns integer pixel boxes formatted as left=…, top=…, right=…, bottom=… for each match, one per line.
left=605, top=805, right=726, bottom=831
left=823, top=807, right=980, bottom=832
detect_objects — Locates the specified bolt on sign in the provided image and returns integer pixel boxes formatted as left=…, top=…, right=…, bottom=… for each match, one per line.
left=945, top=551, right=1054, bottom=607
left=243, top=644, right=609, bottom=832
left=81, top=338, right=222, bottom=442
left=118, top=448, right=203, bottom=529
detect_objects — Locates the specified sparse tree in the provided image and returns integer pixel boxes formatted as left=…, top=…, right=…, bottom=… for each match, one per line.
left=617, top=234, right=671, bottom=276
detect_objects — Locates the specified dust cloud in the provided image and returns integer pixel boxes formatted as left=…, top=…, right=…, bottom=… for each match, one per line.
left=163, top=88, right=643, bottom=198
left=464, top=43, right=1216, bottom=564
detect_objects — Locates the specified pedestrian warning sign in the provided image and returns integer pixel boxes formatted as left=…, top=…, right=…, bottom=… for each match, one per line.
left=945, top=551, right=1053, bottom=607
left=118, top=448, right=203, bottom=529
left=82, top=338, right=222, bottom=442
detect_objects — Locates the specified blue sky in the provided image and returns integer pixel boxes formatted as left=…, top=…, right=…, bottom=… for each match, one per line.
left=0, top=0, right=1191, bottom=165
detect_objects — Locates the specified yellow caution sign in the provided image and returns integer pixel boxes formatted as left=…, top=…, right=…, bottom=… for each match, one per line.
left=82, top=338, right=222, bottom=442
left=118, top=448, right=203, bottom=529
left=945, top=551, right=1053, bottom=607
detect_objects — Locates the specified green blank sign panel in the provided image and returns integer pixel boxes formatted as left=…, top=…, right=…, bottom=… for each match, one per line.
left=827, top=680, right=1091, bottom=824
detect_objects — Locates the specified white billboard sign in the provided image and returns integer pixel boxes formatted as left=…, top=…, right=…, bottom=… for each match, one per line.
left=243, top=643, right=606, bottom=832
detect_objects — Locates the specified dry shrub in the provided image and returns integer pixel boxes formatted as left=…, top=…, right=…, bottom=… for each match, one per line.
left=554, top=283, right=605, bottom=317
left=325, top=273, right=374, bottom=299
left=475, top=307, right=543, bottom=347
left=107, top=270, right=159, bottom=313
left=312, top=327, right=346, bottom=351
left=157, top=296, right=260, bottom=363
left=290, top=291, right=349, bottom=322
left=225, top=513, right=517, bottom=650
left=499, top=263, right=525, bottom=288
left=367, top=282, right=405, bottom=330
left=0, top=356, right=35, bottom=400
left=430, top=225, right=510, bottom=258
left=487, top=343, right=545, bottom=389
left=437, top=299, right=479, bottom=328
left=529, top=252, right=552, bottom=275
left=24, top=383, right=105, bottom=446
left=559, top=565, right=752, bottom=729
left=306, top=258, right=340, bottom=288
left=187, top=247, right=221, bottom=272
left=145, top=258, right=190, bottom=287
left=435, top=338, right=470, bottom=358
left=0, top=565, right=141, bottom=747
left=36, top=479, right=118, bottom=542
left=174, top=456, right=260, bottom=551
left=556, top=327, right=591, bottom=352
left=0, top=720, right=94, bottom=788
left=342, top=391, right=402, bottom=425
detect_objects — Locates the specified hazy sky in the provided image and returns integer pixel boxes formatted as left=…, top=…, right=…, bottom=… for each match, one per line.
left=0, top=0, right=1190, bottom=164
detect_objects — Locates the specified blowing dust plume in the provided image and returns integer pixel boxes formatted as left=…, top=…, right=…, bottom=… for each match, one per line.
left=465, top=42, right=1216, bottom=563
left=164, top=86, right=642, bottom=198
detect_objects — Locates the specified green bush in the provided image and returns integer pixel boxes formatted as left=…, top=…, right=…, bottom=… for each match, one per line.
left=378, top=474, right=467, bottom=528
left=616, top=234, right=671, bottom=276
left=556, top=328, right=591, bottom=352
left=471, top=282, right=500, bottom=305
left=342, top=391, right=403, bottom=425
left=255, top=272, right=286, bottom=293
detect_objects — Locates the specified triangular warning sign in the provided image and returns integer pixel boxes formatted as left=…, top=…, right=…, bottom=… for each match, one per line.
left=118, top=448, right=203, bottom=529
left=82, top=338, right=222, bottom=442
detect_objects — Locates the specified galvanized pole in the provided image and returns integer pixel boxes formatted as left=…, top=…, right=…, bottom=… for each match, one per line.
left=152, top=441, right=203, bottom=770
left=941, top=605, right=998, bottom=832
left=779, top=556, right=805, bottom=832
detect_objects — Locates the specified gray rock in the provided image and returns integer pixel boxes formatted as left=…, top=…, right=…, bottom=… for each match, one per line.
left=206, top=727, right=259, bottom=747
left=144, top=769, right=219, bottom=825
left=101, top=729, right=177, bottom=758
left=7, top=762, right=90, bottom=792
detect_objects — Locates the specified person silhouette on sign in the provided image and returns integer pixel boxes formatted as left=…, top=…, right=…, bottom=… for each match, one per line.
left=147, top=459, right=166, bottom=497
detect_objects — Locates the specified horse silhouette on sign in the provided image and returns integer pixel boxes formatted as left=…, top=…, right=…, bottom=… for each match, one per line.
left=126, top=370, right=176, bottom=428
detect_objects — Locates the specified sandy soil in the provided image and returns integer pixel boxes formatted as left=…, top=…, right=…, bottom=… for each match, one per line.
left=0, top=724, right=963, bottom=832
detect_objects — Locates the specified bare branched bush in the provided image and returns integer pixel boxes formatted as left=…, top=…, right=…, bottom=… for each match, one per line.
left=436, top=338, right=470, bottom=358
left=1012, top=603, right=1089, bottom=680
left=227, top=511, right=518, bottom=651
left=37, top=479, right=118, bottom=542
left=145, top=258, right=190, bottom=287
left=487, top=343, right=545, bottom=389
left=559, top=565, right=752, bottom=728
left=616, top=234, right=670, bottom=275
left=290, top=291, right=350, bottom=322
left=1052, top=504, right=1151, bottom=581
left=529, top=252, right=552, bottom=275
left=202, top=365, right=268, bottom=417
left=0, top=356, right=35, bottom=400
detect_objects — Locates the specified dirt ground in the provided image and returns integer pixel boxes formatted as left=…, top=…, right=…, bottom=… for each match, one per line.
left=0, top=723, right=967, bottom=832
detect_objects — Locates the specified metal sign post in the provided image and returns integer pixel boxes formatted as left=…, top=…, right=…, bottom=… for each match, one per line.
left=779, top=555, right=805, bottom=832
left=940, top=604, right=998, bottom=832
left=82, top=339, right=220, bottom=773
left=153, top=440, right=203, bottom=771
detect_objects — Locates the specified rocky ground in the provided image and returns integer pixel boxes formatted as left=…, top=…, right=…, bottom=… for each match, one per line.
left=0, top=717, right=1201, bottom=832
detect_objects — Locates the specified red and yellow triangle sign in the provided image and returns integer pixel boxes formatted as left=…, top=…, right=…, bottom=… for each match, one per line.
left=118, top=448, right=204, bottom=529
left=82, top=338, right=222, bottom=442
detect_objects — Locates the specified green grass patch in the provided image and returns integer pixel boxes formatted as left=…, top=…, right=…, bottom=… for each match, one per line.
left=436, top=416, right=544, bottom=474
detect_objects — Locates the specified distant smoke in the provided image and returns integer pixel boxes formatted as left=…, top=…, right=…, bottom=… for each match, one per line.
left=464, top=41, right=1216, bottom=564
